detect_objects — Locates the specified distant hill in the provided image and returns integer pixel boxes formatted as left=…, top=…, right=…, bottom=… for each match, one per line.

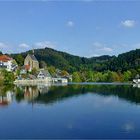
left=11, top=47, right=140, bottom=72
left=107, top=49, right=140, bottom=72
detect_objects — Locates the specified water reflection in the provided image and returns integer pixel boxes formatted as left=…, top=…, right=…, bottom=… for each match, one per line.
left=0, top=86, right=14, bottom=106
left=0, top=83, right=140, bottom=106
left=1, top=83, right=140, bottom=139
left=15, top=85, right=51, bottom=103
left=0, top=91, right=13, bottom=106
left=133, top=84, right=140, bottom=88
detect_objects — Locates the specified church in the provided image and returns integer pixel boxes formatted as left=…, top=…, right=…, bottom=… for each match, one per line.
left=24, top=53, right=39, bottom=71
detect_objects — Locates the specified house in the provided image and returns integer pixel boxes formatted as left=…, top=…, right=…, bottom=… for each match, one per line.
left=62, top=75, right=73, bottom=82
left=52, top=77, right=68, bottom=84
left=0, top=55, right=17, bottom=71
left=24, top=54, right=39, bottom=71
left=20, top=65, right=31, bottom=74
left=55, top=69, right=72, bottom=82
left=37, top=69, right=52, bottom=82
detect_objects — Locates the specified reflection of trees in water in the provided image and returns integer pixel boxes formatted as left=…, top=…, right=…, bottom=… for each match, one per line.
left=92, top=84, right=140, bottom=104
left=1, top=84, right=140, bottom=106
left=15, top=85, right=51, bottom=102
left=14, top=84, right=140, bottom=105
left=0, top=85, right=14, bottom=106
left=34, top=84, right=140, bottom=105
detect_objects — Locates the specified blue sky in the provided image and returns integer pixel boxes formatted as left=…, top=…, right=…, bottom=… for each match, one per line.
left=0, top=1, right=140, bottom=57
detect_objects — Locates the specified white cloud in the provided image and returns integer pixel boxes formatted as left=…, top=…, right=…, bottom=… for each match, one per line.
left=93, top=42, right=103, bottom=48
left=34, top=41, right=56, bottom=49
left=0, top=42, right=8, bottom=48
left=91, top=54, right=100, bottom=57
left=86, top=53, right=100, bottom=58
left=0, top=42, right=10, bottom=53
left=88, top=42, right=114, bottom=57
left=67, top=21, right=74, bottom=27
left=102, top=96, right=115, bottom=104
left=121, top=20, right=136, bottom=28
left=19, top=43, right=30, bottom=48
left=92, top=42, right=113, bottom=52
left=101, top=47, right=113, bottom=52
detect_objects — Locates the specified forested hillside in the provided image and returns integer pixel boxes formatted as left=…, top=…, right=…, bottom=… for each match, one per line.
left=11, top=47, right=114, bottom=72
left=11, top=47, right=140, bottom=73
left=107, top=49, right=140, bottom=71
left=10, top=47, right=140, bottom=82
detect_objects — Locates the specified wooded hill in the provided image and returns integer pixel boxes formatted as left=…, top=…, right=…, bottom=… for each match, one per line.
left=11, top=47, right=140, bottom=73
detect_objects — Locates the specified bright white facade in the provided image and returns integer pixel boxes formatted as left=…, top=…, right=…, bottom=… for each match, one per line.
left=0, top=55, right=17, bottom=71
left=37, top=70, right=52, bottom=82
left=3, top=60, right=13, bottom=71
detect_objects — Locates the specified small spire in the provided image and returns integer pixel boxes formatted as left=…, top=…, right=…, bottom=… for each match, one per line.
left=32, top=49, right=34, bottom=55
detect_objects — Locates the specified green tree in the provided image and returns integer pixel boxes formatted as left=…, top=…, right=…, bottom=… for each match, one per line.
left=0, top=70, right=4, bottom=85
left=31, top=68, right=37, bottom=75
left=48, top=66, right=56, bottom=76
left=130, top=69, right=138, bottom=79
left=40, top=61, right=47, bottom=68
left=2, top=70, right=15, bottom=84
left=92, top=72, right=103, bottom=82
left=105, top=71, right=120, bottom=82
left=123, top=70, right=132, bottom=81
left=16, top=68, right=20, bottom=76
left=86, top=71, right=94, bottom=82
left=102, top=72, right=109, bottom=82
left=60, top=70, right=69, bottom=76
left=72, top=72, right=82, bottom=82
left=15, top=54, right=24, bottom=66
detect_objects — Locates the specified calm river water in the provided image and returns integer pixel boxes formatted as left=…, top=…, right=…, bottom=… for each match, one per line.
left=0, top=83, right=140, bottom=139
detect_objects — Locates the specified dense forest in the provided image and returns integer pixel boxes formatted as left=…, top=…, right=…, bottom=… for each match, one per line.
left=10, top=47, right=140, bottom=82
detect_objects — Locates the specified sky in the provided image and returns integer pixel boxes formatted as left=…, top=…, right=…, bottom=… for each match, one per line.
left=0, top=0, right=140, bottom=57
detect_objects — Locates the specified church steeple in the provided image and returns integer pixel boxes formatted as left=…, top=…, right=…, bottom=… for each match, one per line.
left=32, top=48, right=34, bottom=55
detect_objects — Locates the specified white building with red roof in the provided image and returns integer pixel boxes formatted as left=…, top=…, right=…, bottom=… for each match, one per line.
left=0, top=55, right=17, bottom=71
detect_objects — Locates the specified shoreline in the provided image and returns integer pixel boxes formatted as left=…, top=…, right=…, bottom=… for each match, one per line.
left=13, top=80, right=133, bottom=86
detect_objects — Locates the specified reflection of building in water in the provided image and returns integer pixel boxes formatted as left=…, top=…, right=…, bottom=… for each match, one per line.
left=24, top=85, right=51, bottom=101
left=133, top=84, right=140, bottom=88
left=24, top=87, right=39, bottom=101
left=37, top=85, right=50, bottom=94
left=0, top=91, right=13, bottom=106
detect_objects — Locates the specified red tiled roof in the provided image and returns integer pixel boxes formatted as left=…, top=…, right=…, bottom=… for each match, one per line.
left=25, top=65, right=30, bottom=70
left=0, top=55, right=13, bottom=62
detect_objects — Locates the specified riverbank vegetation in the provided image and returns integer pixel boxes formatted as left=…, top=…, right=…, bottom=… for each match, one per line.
left=72, top=70, right=133, bottom=82
left=0, top=70, right=15, bottom=85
